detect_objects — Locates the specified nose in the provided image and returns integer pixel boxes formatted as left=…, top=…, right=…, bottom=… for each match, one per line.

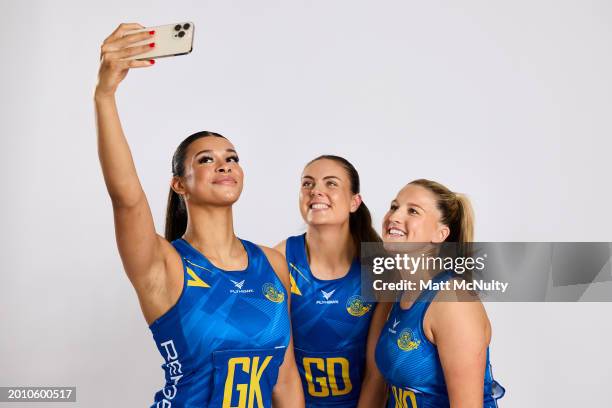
left=387, top=212, right=403, bottom=226
left=216, top=164, right=232, bottom=173
left=310, top=188, right=324, bottom=198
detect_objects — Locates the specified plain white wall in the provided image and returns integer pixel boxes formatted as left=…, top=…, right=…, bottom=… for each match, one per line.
left=1, top=0, right=611, bottom=406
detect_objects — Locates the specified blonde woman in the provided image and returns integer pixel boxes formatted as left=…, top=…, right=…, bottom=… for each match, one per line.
left=363, top=180, right=504, bottom=407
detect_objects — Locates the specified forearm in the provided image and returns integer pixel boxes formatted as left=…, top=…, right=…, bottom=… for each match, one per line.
left=358, top=302, right=392, bottom=408
left=95, top=91, right=145, bottom=207
left=271, top=368, right=304, bottom=408
left=357, top=371, right=388, bottom=408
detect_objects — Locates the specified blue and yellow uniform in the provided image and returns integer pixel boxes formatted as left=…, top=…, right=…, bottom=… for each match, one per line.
left=149, top=238, right=291, bottom=408
left=286, top=234, right=374, bottom=407
left=375, top=271, right=505, bottom=408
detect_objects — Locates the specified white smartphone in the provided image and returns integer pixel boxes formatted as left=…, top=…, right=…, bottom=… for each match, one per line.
left=125, top=22, right=194, bottom=60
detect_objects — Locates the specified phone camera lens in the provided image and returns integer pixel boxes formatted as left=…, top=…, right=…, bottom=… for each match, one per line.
left=178, top=31, right=185, bottom=38
left=174, top=24, right=182, bottom=31
left=182, top=23, right=190, bottom=30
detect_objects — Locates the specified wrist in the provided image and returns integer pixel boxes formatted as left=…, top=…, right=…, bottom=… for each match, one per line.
left=94, top=87, right=116, bottom=102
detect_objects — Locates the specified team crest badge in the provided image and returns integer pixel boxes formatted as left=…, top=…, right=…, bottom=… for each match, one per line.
left=397, top=328, right=421, bottom=351
left=262, top=283, right=285, bottom=303
left=345, top=295, right=372, bottom=317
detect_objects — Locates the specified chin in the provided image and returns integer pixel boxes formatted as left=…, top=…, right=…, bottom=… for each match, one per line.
left=306, top=218, right=329, bottom=227
left=382, top=233, right=409, bottom=243
left=222, top=193, right=241, bottom=205
left=306, top=214, right=340, bottom=227
left=382, top=235, right=410, bottom=254
left=220, top=185, right=243, bottom=199
left=206, top=191, right=241, bottom=206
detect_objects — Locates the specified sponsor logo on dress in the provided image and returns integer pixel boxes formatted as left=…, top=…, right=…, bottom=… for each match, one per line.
left=389, top=318, right=401, bottom=334
left=232, top=280, right=245, bottom=289
left=262, top=283, right=285, bottom=303
left=397, top=328, right=421, bottom=351
left=345, top=295, right=372, bottom=317
left=322, top=289, right=335, bottom=300
left=230, top=279, right=254, bottom=294
left=155, top=339, right=183, bottom=406
left=316, top=289, right=339, bottom=305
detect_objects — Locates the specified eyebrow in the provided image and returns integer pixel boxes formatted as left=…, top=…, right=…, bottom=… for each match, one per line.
left=392, top=200, right=426, bottom=212
left=195, top=148, right=238, bottom=156
left=407, top=202, right=426, bottom=212
left=301, top=175, right=342, bottom=181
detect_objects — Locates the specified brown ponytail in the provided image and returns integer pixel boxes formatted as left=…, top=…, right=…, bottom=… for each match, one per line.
left=164, top=131, right=226, bottom=241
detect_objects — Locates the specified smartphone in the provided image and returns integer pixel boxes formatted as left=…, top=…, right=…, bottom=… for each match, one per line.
left=125, top=22, right=194, bottom=60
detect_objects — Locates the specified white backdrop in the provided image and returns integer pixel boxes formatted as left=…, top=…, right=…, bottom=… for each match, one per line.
left=1, top=0, right=611, bottom=406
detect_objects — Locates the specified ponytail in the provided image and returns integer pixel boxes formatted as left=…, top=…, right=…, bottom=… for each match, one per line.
left=454, top=193, right=474, bottom=243
left=164, top=131, right=226, bottom=242
left=349, top=202, right=382, bottom=257
left=165, top=188, right=188, bottom=241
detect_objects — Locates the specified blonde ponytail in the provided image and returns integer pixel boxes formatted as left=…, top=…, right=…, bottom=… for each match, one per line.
left=455, top=193, right=474, bottom=243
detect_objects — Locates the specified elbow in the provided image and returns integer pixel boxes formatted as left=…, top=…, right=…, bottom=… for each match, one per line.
left=108, top=188, right=145, bottom=209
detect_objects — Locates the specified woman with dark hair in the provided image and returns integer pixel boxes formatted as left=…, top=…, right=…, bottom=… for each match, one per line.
left=274, top=155, right=388, bottom=407
left=95, top=23, right=303, bottom=407
left=363, top=179, right=505, bottom=407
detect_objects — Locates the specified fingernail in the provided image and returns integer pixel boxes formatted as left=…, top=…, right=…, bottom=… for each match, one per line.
left=149, top=60, right=155, bottom=65
left=149, top=42, right=155, bottom=48
left=149, top=30, right=155, bottom=35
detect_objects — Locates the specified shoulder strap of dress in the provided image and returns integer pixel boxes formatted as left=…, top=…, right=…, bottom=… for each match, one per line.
left=171, top=238, right=195, bottom=259
left=418, top=270, right=455, bottom=303
left=285, top=234, right=308, bottom=265
left=240, top=238, right=282, bottom=280
left=405, top=270, right=456, bottom=318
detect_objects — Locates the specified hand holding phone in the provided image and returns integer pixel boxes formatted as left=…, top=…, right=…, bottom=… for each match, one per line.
left=96, top=23, right=156, bottom=97
left=125, top=22, right=195, bottom=60
left=96, top=22, right=195, bottom=97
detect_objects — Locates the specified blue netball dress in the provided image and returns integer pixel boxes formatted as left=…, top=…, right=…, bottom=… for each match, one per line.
left=285, top=234, right=374, bottom=407
left=375, top=271, right=505, bottom=408
left=148, top=238, right=291, bottom=408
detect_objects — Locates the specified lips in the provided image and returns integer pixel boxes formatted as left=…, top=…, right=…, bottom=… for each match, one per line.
left=387, top=228, right=406, bottom=237
left=383, top=223, right=408, bottom=241
left=308, top=202, right=331, bottom=210
left=212, top=176, right=237, bottom=185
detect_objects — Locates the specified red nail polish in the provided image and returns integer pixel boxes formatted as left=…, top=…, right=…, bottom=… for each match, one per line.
left=149, top=30, right=155, bottom=35
left=149, top=42, right=155, bottom=48
left=149, top=59, right=155, bottom=65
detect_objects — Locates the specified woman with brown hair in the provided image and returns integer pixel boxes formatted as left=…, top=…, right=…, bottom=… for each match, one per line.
left=275, top=155, right=387, bottom=407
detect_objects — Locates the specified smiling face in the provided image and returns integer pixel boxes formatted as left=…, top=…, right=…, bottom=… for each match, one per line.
left=299, top=158, right=361, bottom=227
left=382, top=184, right=450, bottom=244
left=171, top=136, right=244, bottom=207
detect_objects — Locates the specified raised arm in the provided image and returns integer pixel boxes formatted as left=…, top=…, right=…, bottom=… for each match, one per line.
left=95, top=24, right=180, bottom=322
